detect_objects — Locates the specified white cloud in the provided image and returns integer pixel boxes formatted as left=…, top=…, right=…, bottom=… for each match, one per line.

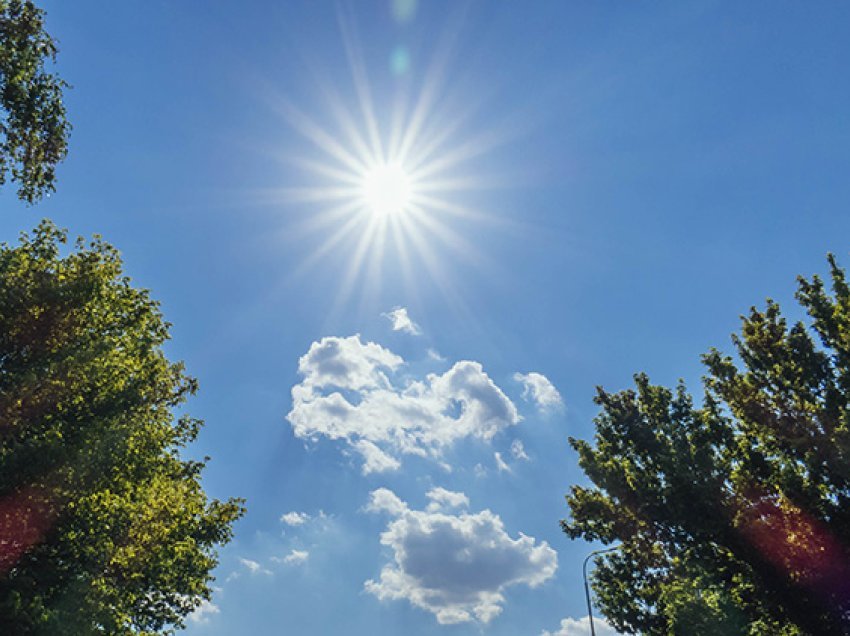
left=383, top=306, right=422, bottom=335
left=494, top=442, right=530, bottom=473
left=280, top=511, right=310, bottom=526
left=354, top=439, right=402, bottom=474
left=238, top=558, right=271, bottom=577
left=188, top=599, right=220, bottom=625
left=425, top=487, right=469, bottom=512
left=288, top=335, right=521, bottom=474
left=514, top=372, right=563, bottom=412
left=494, top=451, right=511, bottom=473
left=427, top=348, right=446, bottom=362
left=511, top=439, right=529, bottom=461
left=541, top=616, right=620, bottom=636
left=295, top=334, right=403, bottom=394
left=365, top=488, right=557, bottom=625
left=274, top=549, right=309, bottom=565
left=366, top=487, right=409, bottom=516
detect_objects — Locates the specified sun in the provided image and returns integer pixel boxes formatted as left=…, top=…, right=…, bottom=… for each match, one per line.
left=360, top=162, right=412, bottom=217
left=263, top=8, right=512, bottom=312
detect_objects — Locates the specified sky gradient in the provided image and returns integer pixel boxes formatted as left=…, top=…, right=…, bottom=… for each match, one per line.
left=5, top=1, right=850, bottom=634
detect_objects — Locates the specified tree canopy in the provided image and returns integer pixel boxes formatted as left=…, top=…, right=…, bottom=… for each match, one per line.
left=0, top=0, right=70, bottom=203
left=0, top=222, right=244, bottom=634
left=564, top=256, right=850, bottom=636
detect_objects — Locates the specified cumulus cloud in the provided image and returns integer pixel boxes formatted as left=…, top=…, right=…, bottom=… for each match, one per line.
left=366, top=487, right=409, bottom=516
left=295, top=334, right=403, bottom=393
left=541, top=616, right=620, bottom=636
left=275, top=549, right=309, bottom=565
left=188, top=599, right=220, bottom=625
left=383, top=306, right=422, bottom=335
left=514, top=372, right=563, bottom=411
left=287, top=335, right=521, bottom=474
left=280, top=511, right=310, bottom=526
left=365, top=488, right=557, bottom=625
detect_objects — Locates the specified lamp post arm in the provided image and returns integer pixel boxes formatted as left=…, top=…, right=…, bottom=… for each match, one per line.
left=582, top=546, right=621, bottom=636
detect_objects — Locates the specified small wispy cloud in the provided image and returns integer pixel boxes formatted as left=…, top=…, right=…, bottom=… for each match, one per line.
left=382, top=306, right=422, bottom=335
left=514, top=372, right=564, bottom=412
left=273, top=549, right=310, bottom=566
left=228, top=557, right=272, bottom=581
left=427, top=348, right=446, bottom=362
left=280, top=511, right=310, bottom=526
left=494, top=451, right=511, bottom=473
left=511, top=439, right=530, bottom=461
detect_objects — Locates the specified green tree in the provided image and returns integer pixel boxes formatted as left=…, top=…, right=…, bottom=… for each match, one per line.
left=0, top=222, right=244, bottom=634
left=0, top=0, right=70, bottom=203
left=564, top=256, right=850, bottom=636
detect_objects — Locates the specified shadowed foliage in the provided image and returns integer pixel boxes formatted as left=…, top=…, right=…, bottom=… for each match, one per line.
left=0, top=222, right=244, bottom=634
left=565, top=255, right=850, bottom=635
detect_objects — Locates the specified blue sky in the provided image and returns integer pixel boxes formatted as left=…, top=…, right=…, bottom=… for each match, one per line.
left=5, top=1, right=850, bottom=634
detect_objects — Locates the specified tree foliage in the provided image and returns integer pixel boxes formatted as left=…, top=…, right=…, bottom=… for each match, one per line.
left=564, top=256, right=850, bottom=636
left=0, top=0, right=69, bottom=203
left=0, top=222, right=244, bottom=634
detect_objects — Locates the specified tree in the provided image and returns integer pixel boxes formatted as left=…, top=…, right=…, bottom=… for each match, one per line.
left=564, top=256, right=850, bottom=636
left=0, top=0, right=70, bottom=203
left=0, top=222, right=244, bottom=634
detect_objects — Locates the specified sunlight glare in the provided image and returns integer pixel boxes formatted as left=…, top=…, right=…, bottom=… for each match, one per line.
left=262, top=6, right=513, bottom=317
left=361, top=163, right=412, bottom=217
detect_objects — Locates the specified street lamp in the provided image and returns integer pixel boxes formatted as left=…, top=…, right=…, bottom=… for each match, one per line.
left=582, top=546, right=620, bottom=636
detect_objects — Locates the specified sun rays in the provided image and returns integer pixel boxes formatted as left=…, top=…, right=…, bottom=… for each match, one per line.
left=256, top=6, right=514, bottom=315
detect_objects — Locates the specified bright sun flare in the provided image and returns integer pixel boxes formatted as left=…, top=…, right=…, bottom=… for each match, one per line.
left=360, top=163, right=412, bottom=217
left=269, top=9, right=510, bottom=311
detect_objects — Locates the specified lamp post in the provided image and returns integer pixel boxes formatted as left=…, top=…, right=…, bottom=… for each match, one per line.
left=582, top=546, right=620, bottom=636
